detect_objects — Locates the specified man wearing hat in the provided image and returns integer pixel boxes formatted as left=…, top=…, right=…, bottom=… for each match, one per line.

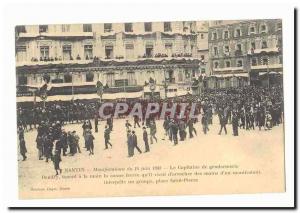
left=127, top=130, right=134, bottom=157
left=131, top=130, right=142, bottom=154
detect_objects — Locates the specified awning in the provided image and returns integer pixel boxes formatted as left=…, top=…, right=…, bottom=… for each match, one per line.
left=259, top=71, right=283, bottom=76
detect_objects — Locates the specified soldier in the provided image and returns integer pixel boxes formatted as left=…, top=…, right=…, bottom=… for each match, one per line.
left=131, top=130, right=142, bottom=154
left=143, top=127, right=150, bottom=153
left=162, top=116, right=170, bottom=140
left=232, top=111, right=239, bottom=136
left=187, top=118, right=196, bottom=138
left=218, top=109, right=227, bottom=135
left=36, top=135, right=44, bottom=160
left=149, top=120, right=158, bottom=144
left=169, top=120, right=179, bottom=145
left=104, top=125, right=112, bottom=149
left=201, top=113, right=209, bottom=135
left=133, top=115, right=140, bottom=128
left=85, top=129, right=95, bottom=155
left=178, top=119, right=186, bottom=141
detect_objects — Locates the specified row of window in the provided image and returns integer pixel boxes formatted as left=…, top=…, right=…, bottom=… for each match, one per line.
left=213, top=56, right=282, bottom=69
left=16, top=22, right=194, bottom=35
left=210, top=22, right=282, bottom=40
left=16, top=43, right=196, bottom=62
left=212, top=40, right=273, bottom=56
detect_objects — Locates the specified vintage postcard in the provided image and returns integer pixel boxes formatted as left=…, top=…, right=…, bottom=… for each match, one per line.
left=15, top=19, right=285, bottom=199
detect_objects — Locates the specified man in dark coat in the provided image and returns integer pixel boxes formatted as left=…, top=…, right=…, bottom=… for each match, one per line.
left=232, top=111, right=239, bottom=136
left=131, top=131, right=142, bottom=154
left=127, top=130, right=134, bottom=157
left=143, top=127, right=150, bottom=152
left=104, top=125, right=112, bottom=149
left=201, top=113, right=209, bottom=134
left=134, top=115, right=140, bottom=128
left=94, top=114, right=99, bottom=133
left=36, top=135, right=44, bottom=160
left=218, top=110, right=227, bottom=135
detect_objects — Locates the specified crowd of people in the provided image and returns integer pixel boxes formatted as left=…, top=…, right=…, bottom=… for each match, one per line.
left=17, top=85, right=284, bottom=175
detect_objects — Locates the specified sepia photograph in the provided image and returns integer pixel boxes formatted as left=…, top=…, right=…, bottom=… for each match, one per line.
left=14, top=18, right=287, bottom=199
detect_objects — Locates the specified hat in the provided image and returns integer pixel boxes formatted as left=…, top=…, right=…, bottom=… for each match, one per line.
left=143, top=127, right=146, bottom=129
left=132, top=131, right=135, bottom=134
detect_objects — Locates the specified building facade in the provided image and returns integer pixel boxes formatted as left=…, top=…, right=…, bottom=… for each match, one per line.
left=16, top=21, right=208, bottom=99
left=207, top=19, right=283, bottom=88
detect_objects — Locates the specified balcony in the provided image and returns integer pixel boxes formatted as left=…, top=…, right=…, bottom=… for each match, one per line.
left=234, top=50, right=243, bottom=56
left=247, top=47, right=280, bottom=55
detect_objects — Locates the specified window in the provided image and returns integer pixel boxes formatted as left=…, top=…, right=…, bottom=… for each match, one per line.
left=178, top=71, right=183, bottom=82
left=225, top=61, right=231, bottom=67
left=164, top=22, right=172, bottom=32
left=200, top=55, right=205, bottom=60
left=213, top=47, right=218, bottom=56
left=251, top=42, right=256, bottom=49
left=105, top=45, right=114, bottom=59
left=214, top=61, right=219, bottom=68
left=16, top=46, right=27, bottom=62
left=251, top=58, right=257, bottom=66
left=200, top=34, right=204, bottom=39
left=106, top=73, right=115, bottom=86
left=236, top=44, right=242, bottom=51
left=224, top=31, right=229, bottom=39
left=260, top=24, right=266, bottom=33
left=64, top=73, right=72, bottom=83
left=262, top=58, right=268, bottom=65
left=62, top=24, right=70, bottom=32
left=237, top=60, right=243, bottom=67
left=144, top=22, right=152, bottom=32
left=165, top=43, right=173, bottom=57
left=125, top=23, right=133, bottom=32
left=212, top=32, right=217, bottom=40
left=15, top=26, right=26, bottom=36
left=84, top=45, right=93, bottom=59
left=262, top=41, right=268, bottom=49
left=104, top=23, right=112, bottom=32
left=18, top=75, right=27, bottom=85
left=235, top=29, right=241, bottom=37
left=224, top=45, right=229, bottom=53
left=249, top=26, right=255, bottom=34
left=62, top=45, right=72, bottom=60
left=125, top=44, right=134, bottom=59
left=39, top=25, right=48, bottom=33
left=127, top=72, right=136, bottom=86
left=145, top=44, right=153, bottom=57
left=40, top=46, right=49, bottom=59
left=83, top=24, right=92, bottom=32
left=86, top=72, right=94, bottom=82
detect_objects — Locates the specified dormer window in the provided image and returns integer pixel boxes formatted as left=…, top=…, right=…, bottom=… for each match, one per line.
left=225, top=61, right=231, bottom=67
